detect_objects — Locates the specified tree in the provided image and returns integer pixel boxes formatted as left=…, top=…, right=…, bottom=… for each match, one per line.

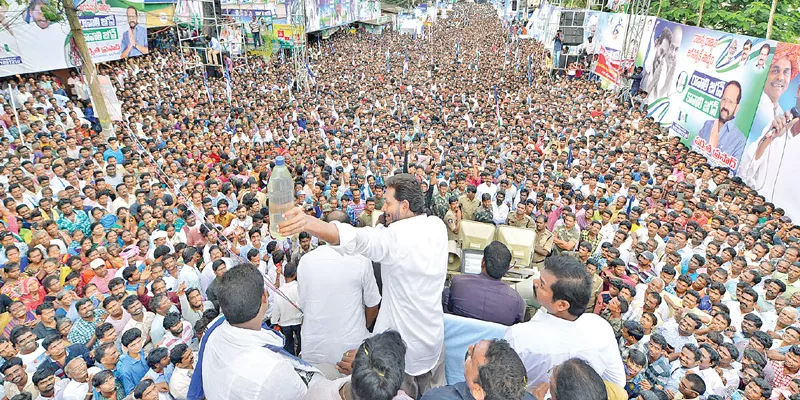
left=654, top=0, right=800, bottom=43
left=0, top=0, right=113, bottom=135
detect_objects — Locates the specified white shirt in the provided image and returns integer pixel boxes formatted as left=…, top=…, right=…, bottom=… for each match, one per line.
left=492, top=202, right=509, bottom=225
left=272, top=280, right=303, bottom=327
left=696, top=366, right=726, bottom=397
left=19, top=342, right=47, bottom=373
left=297, top=246, right=381, bottom=366
left=58, top=379, right=89, bottom=400
left=739, top=106, right=800, bottom=219
left=201, top=320, right=310, bottom=400
left=476, top=182, right=498, bottom=201
left=169, top=366, right=193, bottom=400
left=504, top=310, right=626, bottom=388
left=332, top=214, right=447, bottom=376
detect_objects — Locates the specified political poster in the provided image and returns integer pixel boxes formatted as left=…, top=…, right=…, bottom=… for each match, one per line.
left=526, top=3, right=558, bottom=44
left=639, top=19, right=772, bottom=172
left=738, top=43, right=800, bottom=220
left=0, top=0, right=148, bottom=77
left=356, top=0, right=379, bottom=21
left=274, top=23, right=304, bottom=48
left=588, top=12, right=628, bottom=88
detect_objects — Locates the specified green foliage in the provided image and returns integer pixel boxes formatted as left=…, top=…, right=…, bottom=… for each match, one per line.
left=656, top=0, right=800, bottom=43
left=41, top=1, right=65, bottom=23
left=0, top=0, right=64, bottom=22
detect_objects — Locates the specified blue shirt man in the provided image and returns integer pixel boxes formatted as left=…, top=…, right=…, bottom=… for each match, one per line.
left=696, top=80, right=746, bottom=163
left=118, top=330, right=149, bottom=395
left=120, top=7, right=148, bottom=58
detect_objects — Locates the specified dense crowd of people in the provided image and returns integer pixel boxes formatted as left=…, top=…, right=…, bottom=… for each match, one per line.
left=0, top=2, right=797, bottom=400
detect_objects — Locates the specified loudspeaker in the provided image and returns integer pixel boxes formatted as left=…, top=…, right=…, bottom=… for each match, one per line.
left=447, top=240, right=462, bottom=273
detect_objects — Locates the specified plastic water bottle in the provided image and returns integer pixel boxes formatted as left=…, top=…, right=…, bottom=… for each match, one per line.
left=269, top=156, right=294, bottom=240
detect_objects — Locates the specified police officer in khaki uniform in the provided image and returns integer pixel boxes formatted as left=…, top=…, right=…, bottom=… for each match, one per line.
left=458, top=184, right=480, bottom=221
left=532, top=214, right=554, bottom=269
left=444, top=196, right=461, bottom=242
left=506, top=205, right=532, bottom=228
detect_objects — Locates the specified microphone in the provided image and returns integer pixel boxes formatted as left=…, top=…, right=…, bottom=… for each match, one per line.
left=768, top=106, right=800, bottom=135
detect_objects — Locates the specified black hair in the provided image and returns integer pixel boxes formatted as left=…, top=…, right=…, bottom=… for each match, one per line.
left=350, top=331, right=406, bottom=400
left=170, top=343, right=189, bottom=365
left=122, top=295, right=139, bottom=311
left=623, top=320, right=644, bottom=340
left=146, top=347, right=169, bottom=369
left=385, top=173, right=425, bottom=215
left=9, top=325, right=33, bottom=346
left=699, top=343, right=720, bottom=367
left=751, top=377, right=772, bottom=399
left=684, top=373, right=707, bottom=396
left=627, top=348, right=647, bottom=367
left=133, top=379, right=155, bottom=399
left=91, top=369, right=115, bottom=389
left=121, top=328, right=142, bottom=347
left=477, top=339, right=529, bottom=400
left=94, top=323, right=115, bottom=340
left=95, top=342, right=116, bottom=363
left=751, top=331, right=773, bottom=349
left=543, top=256, right=592, bottom=317
left=744, top=312, right=764, bottom=329
left=551, top=358, right=608, bottom=400
left=483, top=241, right=512, bottom=279
left=218, top=263, right=264, bottom=324
left=42, top=334, right=62, bottom=351
left=283, top=261, right=298, bottom=279
left=163, top=312, right=182, bottom=330
left=32, top=364, right=56, bottom=385
left=102, top=295, right=120, bottom=310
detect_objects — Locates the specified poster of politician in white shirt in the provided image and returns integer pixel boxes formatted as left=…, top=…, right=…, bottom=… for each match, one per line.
left=739, top=43, right=800, bottom=221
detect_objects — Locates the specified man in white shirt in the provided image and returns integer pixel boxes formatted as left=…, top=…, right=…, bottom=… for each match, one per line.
left=272, top=262, right=303, bottom=356
left=492, top=192, right=510, bottom=225
left=168, top=343, right=195, bottom=400
left=476, top=171, right=497, bottom=201
left=279, top=173, right=448, bottom=398
left=297, top=211, right=381, bottom=378
left=194, top=263, right=323, bottom=400
left=60, top=357, right=91, bottom=400
left=504, top=255, right=626, bottom=389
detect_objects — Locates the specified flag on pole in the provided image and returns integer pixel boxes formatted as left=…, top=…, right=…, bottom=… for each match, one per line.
left=474, top=49, right=479, bottom=71
left=307, top=62, right=317, bottom=86
left=454, top=38, right=461, bottom=62
left=527, top=54, right=532, bottom=86
left=202, top=70, right=213, bottom=103
left=403, top=49, right=408, bottom=76
left=223, top=68, right=232, bottom=104
left=493, top=85, right=502, bottom=127
left=386, top=49, right=391, bottom=72
left=567, top=144, right=574, bottom=167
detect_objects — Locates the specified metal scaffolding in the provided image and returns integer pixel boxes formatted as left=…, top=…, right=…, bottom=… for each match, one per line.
left=614, top=0, right=651, bottom=100
left=290, top=0, right=309, bottom=92
left=176, top=0, right=248, bottom=71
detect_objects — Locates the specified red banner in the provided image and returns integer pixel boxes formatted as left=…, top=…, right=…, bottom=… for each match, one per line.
left=594, top=45, right=621, bottom=83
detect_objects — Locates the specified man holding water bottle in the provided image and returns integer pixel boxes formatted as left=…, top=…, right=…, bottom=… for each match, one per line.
left=279, top=173, right=448, bottom=398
